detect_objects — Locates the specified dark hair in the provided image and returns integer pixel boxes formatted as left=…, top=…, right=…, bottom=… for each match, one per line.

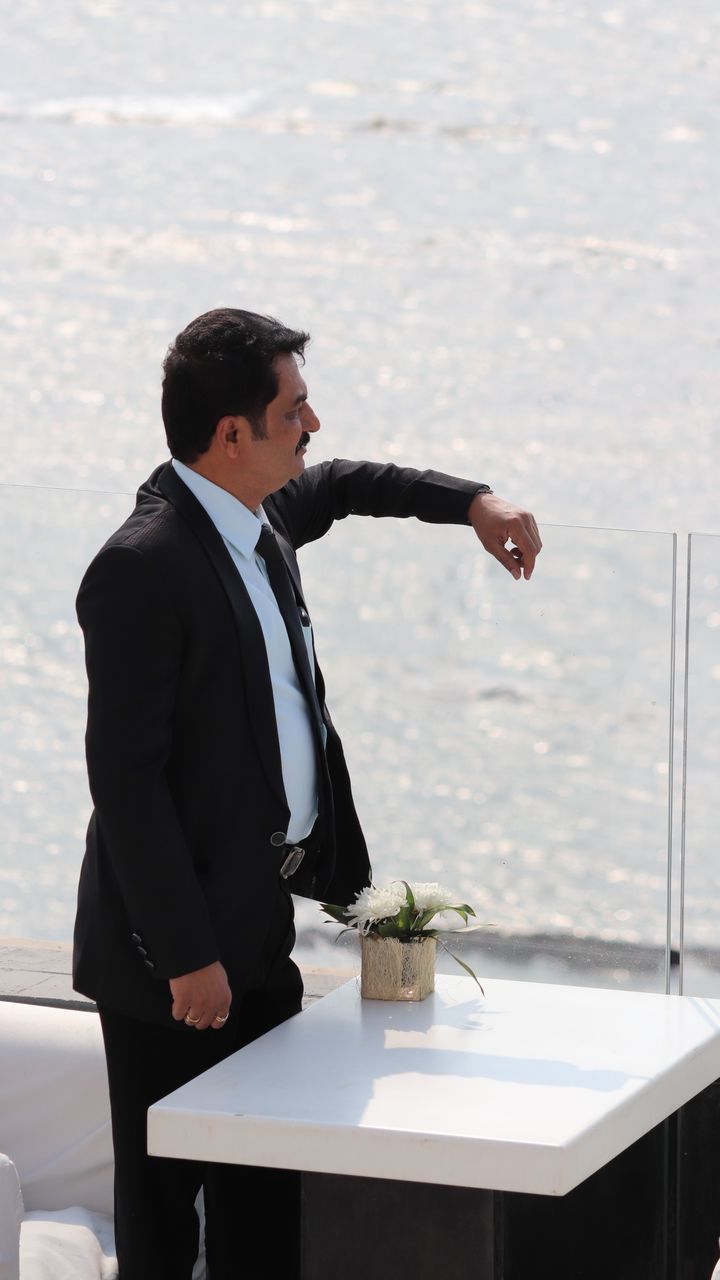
left=161, top=308, right=310, bottom=461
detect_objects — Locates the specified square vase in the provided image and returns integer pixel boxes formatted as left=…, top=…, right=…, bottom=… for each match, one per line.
left=360, top=934, right=436, bottom=1001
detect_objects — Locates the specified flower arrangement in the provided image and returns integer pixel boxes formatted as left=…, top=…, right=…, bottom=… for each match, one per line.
left=322, top=880, right=483, bottom=992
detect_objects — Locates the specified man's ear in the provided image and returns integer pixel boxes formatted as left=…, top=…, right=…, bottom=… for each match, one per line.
left=216, top=414, right=249, bottom=453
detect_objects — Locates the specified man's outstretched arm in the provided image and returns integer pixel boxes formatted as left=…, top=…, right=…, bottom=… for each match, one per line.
left=272, top=458, right=542, bottom=579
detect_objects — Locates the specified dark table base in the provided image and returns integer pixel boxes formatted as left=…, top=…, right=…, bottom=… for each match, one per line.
left=302, top=1082, right=720, bottom=1280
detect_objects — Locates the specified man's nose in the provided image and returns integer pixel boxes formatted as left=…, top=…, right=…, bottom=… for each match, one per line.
left=303, top=403, right=320, bottom=432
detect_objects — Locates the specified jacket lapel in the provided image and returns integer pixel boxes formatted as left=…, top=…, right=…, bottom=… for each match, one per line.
left=155, top=464, right=289, bottom=815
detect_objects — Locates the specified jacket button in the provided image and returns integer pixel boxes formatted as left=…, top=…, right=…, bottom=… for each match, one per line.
left=270, top=832, right=287, bottom=847
left=137, top=946, right=148, bottom=957
left=144, top=959, right=156, bottom=970
left=131, top=933, right=142, bottom=943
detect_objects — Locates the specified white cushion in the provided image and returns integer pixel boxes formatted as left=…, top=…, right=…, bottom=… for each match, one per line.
left=19, top=1208, right=116, bottom=1280
left=0, top=1003, right=113, bottom=1214
left=0, top=1153, right=23, bottom=1280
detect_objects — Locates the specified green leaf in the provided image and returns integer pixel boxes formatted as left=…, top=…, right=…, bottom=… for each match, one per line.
left=436, top=922, right=491, bottom=934
left=409, top=901, right=479, bottom=932
left=449, top=907, right=470, bottom=927
left=447, top=903, right=477, bottom=920
left=414, top=908, right=440, bottom=932
left=320, top=902, right=351, bottom=924
left=399, top=881, right=416, bottom=913
left=437, top=937, right=485, bottom=995
left=428, top=903, right=480, bottom=930
left=333, top=927, right=357, bottom=943
left=376, top=921, right=405, bottom=938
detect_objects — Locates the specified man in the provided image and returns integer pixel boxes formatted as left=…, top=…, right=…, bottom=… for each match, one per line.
left=73, top=308, right=541, bottom=1279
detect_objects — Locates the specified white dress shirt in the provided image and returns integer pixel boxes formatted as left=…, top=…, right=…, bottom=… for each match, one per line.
left=172, top=458, right=318, bottom=842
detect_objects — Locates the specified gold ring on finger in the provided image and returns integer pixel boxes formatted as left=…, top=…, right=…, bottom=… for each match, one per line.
left=185, top=1014, right=201, bottom=1025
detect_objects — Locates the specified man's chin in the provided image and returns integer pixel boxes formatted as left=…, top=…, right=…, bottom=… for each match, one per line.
left=274, top=451, right=306, bottom=489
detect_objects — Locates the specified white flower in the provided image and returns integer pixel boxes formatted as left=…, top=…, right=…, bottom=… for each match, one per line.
left=408, top=882, right=457, bottom=912
left=345, top=883, right=407, bottom=934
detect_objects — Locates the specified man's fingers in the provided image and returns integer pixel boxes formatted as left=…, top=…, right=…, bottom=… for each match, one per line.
left=183, top=1007, right=204, bottom=1029
left=184, top=1007, right=230, bottom=1032
left=514, top=538, right=537, bottom=581
left=487, top=532, right=538, bottom=580
left=189, top=1009, right=215, bottom=1031
left=491, top=540, right=523, bottom=580
left=504, top=515, right=541, bottom=580
left=485, top=524, right=535, bottom=578
left=169, top=961, right=233, bottom=1029
left=171, top=994, right=189, bottom=1021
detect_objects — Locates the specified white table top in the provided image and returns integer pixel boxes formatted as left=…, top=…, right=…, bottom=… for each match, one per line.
left=148, top=976, right=720, bottom=1195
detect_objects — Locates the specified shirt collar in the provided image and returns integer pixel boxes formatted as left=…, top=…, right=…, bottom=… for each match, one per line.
left=171, top=458, right=267, bottom=559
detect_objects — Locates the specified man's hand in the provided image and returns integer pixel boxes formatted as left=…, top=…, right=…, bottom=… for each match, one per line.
left=468, top=492, right=542, bottom=581
left=169, top=961, right=232, bottom=1031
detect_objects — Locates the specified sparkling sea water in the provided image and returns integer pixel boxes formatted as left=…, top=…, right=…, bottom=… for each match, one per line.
left=1, top=0, right=718, bottom=984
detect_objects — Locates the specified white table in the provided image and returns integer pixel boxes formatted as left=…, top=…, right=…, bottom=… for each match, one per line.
left=148, top=977, right=720, bottom=1278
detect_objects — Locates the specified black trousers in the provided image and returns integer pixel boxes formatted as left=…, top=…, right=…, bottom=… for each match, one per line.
left=98, top=886, right=303, bottom=1280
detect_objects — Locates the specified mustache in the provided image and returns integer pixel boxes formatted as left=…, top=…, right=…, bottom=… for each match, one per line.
left=296, top=432, right=310, bottom=453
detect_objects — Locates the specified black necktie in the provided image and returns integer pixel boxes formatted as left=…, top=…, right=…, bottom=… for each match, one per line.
left=257, top=524, right=335, bottom=892
left=256, top=524, right=323, bottom=733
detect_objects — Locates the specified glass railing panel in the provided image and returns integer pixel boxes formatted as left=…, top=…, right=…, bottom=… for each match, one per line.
left=678, top=533, right=720, bottom=996
left=0, top=485, right=133, bottom=941
left=294, top=520, right=676, bottom=992
left=0, top=492, right=676, bottom=993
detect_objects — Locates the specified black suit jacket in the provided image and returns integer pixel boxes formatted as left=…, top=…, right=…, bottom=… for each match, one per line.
left=72, top=458, right=482, bottom=1023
